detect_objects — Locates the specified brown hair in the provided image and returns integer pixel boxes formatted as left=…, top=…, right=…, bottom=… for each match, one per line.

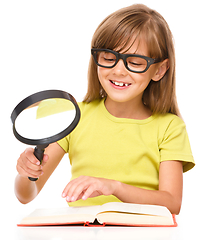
left=83, top=4, right=181, bottom=117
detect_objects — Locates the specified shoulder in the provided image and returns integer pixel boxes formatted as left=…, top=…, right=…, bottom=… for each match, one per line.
left=77, top=99, right=102, bottom=118
left=78, top=99, right=101, bottom=111
left=153, top=113, right=187, bottom=144
left=155, top=113, right=184, bottom=124
left=155, top=113, right=188, bottom=148
left=154, top=113, right=185, bottom=131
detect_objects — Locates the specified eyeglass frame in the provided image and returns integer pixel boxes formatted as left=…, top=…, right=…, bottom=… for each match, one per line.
left=91, top=48, right=161, bottom=73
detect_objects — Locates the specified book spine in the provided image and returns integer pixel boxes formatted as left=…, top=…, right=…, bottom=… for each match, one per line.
left=84, top=222, right=106, bottom=227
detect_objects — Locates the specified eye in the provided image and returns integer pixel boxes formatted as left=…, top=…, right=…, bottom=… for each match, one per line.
left=127, top=57, right=146, bottom=67
left=103, top=57, right=115, bottom=62
left=97, top=51, right=116, bottom=66
left=102, top=53, right=116, bottom=62
left=129, top=61, right=143, bottom=66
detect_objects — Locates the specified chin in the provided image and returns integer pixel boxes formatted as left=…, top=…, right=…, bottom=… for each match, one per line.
left=107, top=94, right=136, bottom=104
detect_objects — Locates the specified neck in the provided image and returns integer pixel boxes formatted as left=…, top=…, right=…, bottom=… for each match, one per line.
left=104, top=97, right=152, bottom=120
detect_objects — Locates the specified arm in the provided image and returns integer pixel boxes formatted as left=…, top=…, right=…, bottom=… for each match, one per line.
left=113, top=161, right=183, bottom=214
left=62, top=160, right=183, bottom=214
left=15, top=142, right=65, bottom=204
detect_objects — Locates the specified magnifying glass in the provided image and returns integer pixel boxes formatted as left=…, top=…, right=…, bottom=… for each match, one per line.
left=11, top=90, right=80, bottom=181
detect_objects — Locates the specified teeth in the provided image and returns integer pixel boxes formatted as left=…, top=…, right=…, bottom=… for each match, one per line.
left=111, top=81, right=130, bottom=87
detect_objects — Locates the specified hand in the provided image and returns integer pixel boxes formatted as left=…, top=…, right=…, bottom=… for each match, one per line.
left=62, top=176, right=119, bottom=202
left=16, top=148, right=49, bottom=179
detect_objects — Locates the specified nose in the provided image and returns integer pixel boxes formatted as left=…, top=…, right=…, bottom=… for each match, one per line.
left=112, top=59, right=128, bottom=76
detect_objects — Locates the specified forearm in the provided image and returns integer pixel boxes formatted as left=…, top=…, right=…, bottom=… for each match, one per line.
left=15, top=143, right=65, bottom=204
left=113, top=181, right=181, bottom=214
left=14, top=174, right=38, bottom=204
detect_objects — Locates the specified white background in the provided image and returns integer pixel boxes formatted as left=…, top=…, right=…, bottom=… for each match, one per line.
left=0, top=0, right=204, bottom=239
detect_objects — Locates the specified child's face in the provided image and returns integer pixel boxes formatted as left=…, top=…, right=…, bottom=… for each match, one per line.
left=97, top=40, right=159, bottom=105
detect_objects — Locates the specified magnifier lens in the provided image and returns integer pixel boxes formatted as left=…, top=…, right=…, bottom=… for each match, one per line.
left=11, top=90, right=80, bottom=182
left=15, top=98, right=76, bottom=140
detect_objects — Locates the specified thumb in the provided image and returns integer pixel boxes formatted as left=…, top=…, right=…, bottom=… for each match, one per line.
left=41, top=154, right=49, bottom=167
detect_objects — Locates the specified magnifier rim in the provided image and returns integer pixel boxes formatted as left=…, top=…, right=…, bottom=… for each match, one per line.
left=11, top=90, right=81, bottom=146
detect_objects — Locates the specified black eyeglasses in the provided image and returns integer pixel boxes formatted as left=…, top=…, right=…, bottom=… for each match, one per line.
left=91, top=48, right=161, bottom=73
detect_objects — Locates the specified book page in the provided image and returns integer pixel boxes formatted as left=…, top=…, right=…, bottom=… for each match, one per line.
left=97, top=212, right=174, bottom=226
left=99, top=202, right=172, bottom=218
left=20, top=205, right=101, bottom=225
left=26, top=205, right=101, bottom=218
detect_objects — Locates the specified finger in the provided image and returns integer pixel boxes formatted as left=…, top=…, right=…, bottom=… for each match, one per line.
left=82, top=185, right=95, bottom=200
left=24, top=148, right=41, bottom=165
left=19, top=157, right=43, bottom=177
left=21, top=154, right=42, bottom=173
left=16, top=162, right=30, bottom=178
left=66, top=182, right=84, bottom=202
left=62, top=177, right=88, bottom=202
left=24, top=165, right=43, bottom=178
left=68, top=178, right=93, bottom=202
left=62, top=176, right=84, bottom=196
left=68, top=184, right=87, bottom=202
left=62, top=178, right=78, bottom=198
left=17, top=149, right=43, bottom=177
left=17, top=161, right=42, bottom=179
left=41, top=154, right=49, bottom=167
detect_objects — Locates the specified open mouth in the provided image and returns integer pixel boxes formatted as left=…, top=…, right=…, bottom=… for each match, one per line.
left=110, top=80, right=131, bottom=87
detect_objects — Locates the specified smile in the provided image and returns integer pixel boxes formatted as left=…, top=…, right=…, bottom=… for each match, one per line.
left=110, top=80, right=131, bottom=87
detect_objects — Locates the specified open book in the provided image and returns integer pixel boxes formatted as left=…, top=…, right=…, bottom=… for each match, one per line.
left=18, top=202, right=177, bottom=227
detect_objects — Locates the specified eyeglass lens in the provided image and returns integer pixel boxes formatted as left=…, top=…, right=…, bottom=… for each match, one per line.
left=96, top=50, right=148, bottom=72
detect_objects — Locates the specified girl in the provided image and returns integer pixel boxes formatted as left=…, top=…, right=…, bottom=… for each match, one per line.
left=15, top=4, right=195, bottom=214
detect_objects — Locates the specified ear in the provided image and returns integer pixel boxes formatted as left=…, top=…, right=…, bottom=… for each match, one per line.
left=152, top=59, right=169, bottom=82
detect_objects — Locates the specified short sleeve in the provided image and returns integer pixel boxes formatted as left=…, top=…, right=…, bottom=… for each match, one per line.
left=57, top=136, right=69, bottom=153
left=159, top=117, right=195, bottom=172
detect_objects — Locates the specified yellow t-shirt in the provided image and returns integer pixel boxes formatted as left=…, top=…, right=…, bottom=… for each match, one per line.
left=58, top=99, right=195, bottom=206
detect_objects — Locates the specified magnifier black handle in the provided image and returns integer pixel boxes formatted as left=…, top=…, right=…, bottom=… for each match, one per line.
left=28, top=145, right=48, bottom=181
